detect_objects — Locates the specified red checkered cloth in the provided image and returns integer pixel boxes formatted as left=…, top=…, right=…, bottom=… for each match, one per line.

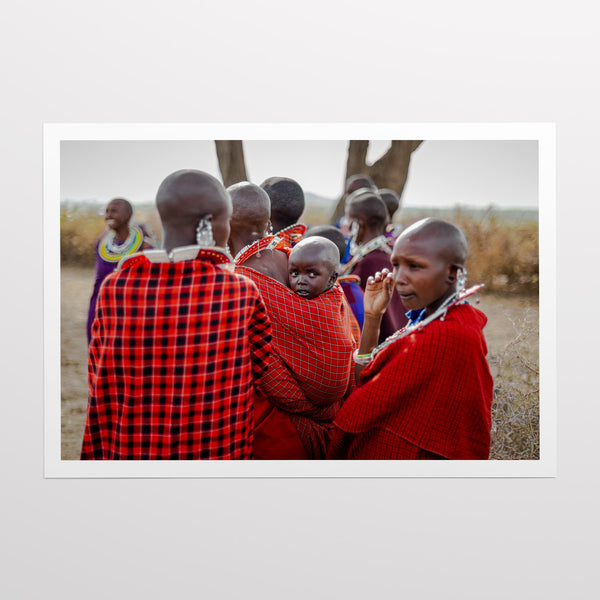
left=328, top=304, right=494, bottom=460
left=81, top=250, right=272, bottom=460
left=236, top=265, right=359, bottom=458
left=276, top=223, right=306, bottom=247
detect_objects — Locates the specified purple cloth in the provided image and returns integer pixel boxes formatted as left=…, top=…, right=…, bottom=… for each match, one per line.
left=339, top=279, right=365, bottom=329
left=349, top=249, right=409, bottom=343
left=87, top=242, right=120, bottom=342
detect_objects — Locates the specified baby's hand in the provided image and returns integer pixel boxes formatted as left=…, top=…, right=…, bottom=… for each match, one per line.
left=363, top=269, right=395, bottom=318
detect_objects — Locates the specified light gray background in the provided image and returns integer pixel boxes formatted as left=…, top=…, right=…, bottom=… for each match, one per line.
left=2, top=1, right=596, bottom=598
left=60, top=139, right=539, bottom=208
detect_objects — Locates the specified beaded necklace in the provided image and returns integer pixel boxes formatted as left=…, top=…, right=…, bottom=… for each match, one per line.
left=340, top=235, right=393, bottom=275
left=99, top=226, right=143, bottom=262
left=234, top=235, right=284, bottom=265
left=353, top=282, right=484, bottom=366
left=276, top=223, right=307, bottom=246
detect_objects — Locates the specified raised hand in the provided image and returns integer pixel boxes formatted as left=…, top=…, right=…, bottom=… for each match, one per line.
left=363, top=269, right=395, bottom=319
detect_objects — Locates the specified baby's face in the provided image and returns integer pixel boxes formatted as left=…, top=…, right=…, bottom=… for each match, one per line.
left=288, top=246, right=337, bottom=300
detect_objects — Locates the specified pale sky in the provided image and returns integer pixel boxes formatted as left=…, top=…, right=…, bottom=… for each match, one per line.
left=60, top=139, right=538, bottom=209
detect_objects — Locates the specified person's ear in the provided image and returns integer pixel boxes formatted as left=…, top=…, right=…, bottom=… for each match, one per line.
left=447, top=264, right=459, bottom=284
left=329, top=271, right=339, bottom=286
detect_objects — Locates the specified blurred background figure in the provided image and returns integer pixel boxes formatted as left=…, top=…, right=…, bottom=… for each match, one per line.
left=341, top=188, right=408, bottom=342
left=86, top=197, right=153, bottom=342
left=260, top=176, right=306, bottom=245
left=378, top=187, right=404, bottom=240
left=337, top=174, right=377, bottom=263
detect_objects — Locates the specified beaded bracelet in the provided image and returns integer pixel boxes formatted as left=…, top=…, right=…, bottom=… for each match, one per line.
left=353, top=350, right=373, bottom=366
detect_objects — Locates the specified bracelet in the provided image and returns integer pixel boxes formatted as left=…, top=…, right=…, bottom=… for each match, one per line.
left=353, top=350, right=372, bottom=366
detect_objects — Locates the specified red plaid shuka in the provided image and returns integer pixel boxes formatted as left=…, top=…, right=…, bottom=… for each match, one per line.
left=328, top=304, right=494, bottom=460
left=236, top=265, right=359, bottom=459
left=81, top=250, right=272, bottom=460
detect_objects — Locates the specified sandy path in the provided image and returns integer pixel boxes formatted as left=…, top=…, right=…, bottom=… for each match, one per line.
left=61, top=267, right=94, bottom=459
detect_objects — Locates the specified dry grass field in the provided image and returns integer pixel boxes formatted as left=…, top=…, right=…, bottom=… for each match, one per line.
left=60, top=266, right=539, bottom=461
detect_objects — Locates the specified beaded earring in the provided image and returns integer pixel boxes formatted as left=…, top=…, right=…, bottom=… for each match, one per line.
left=349, top=220, right=360, bottom=256
left=456, top=267, right=467, bottom=295
left=196, top=216, right=215, bottom=247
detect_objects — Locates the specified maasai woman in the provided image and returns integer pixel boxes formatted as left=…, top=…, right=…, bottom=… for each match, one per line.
left=86, top=198, right=153, bottom=342
left=328, top=218, right=494, bottom=460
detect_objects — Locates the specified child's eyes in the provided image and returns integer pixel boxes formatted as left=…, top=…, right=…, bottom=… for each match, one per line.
left=289, top=270, right=298, bottom=276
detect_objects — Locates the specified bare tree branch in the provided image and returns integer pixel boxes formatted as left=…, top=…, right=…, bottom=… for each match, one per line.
left=331, top=140, right=423, bottom=223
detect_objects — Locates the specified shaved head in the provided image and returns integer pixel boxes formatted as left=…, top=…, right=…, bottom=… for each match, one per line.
left=228, top=181, right=271, bottom=236
left=378, top=188, right=401, bottom=220
left=305, top=225, right=348, bottom=261
left=345, top=173, right=376, bottom=196
left=345, top=188, right=388, bottom=228
left=398, top=218, right=468, bottom=266
left=109, top=197, right=133, bottom=220
left=290, top=236, right=340, bottom=272
left=156, top=169, right=232, bottom=250
left=226, top=181, right=272, bottom=254
left=260, top=176, right=305, bottom=232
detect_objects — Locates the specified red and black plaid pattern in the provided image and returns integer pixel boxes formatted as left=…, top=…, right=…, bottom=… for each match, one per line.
left=81, top=254, right=271, bottom=460
left=328, top=304, right=494, bottom=460
left=236, top=265, right=358, bottom=458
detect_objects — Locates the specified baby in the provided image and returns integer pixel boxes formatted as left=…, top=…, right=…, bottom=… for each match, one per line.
left=288, top=236, right=340, bottom=299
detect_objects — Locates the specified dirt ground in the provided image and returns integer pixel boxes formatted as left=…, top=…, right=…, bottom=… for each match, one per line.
left=60, top=266, right=539, bottom=460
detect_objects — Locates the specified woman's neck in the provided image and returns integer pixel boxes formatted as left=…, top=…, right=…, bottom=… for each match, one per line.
left=358, top=226, right=385, bottom=246
left=113, top=224, right=130, bottom=242
left=162, top=231, right=196, bottom=253
left=230, top=232, right=262, bottom=257
left=425, top=286, right=457, bottom=316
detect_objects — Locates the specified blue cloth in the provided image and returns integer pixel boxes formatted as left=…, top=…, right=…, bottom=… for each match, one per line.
left=405, top=308, right=426, bottom=325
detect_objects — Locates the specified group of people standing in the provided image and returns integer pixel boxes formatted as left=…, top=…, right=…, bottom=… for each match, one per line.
left=81, top=168, right=493, bottom=461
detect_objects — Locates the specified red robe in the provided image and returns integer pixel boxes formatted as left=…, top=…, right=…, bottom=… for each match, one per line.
left=82, top=249, right=271, bottom=460
left=236, top=265, right=358, bottom=459
left=328, top=304, right=493, bottom=460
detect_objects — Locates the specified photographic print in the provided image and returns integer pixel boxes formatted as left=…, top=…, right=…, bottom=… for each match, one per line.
left=45, top=123, right=555, bottom=477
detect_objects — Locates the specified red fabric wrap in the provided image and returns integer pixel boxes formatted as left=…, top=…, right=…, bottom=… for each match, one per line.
left=328, top=304, right=493, bottom=460
left=236, top=265, right=358, bottom=458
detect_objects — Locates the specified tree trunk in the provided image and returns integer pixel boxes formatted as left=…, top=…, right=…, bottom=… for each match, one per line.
left=215, top=141, right=248, bottom=187
left=345, top=140, right=370, bottom=181
left=330, top=140, right=423, bottom=223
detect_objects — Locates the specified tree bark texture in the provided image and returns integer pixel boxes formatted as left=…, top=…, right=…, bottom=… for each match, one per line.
left=215, top=141, right=248, bottom=187
left=330, top=140, right=423, bottom=223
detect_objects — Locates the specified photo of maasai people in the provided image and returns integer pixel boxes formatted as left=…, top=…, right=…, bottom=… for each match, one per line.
left=56, top=134, right=541, bottom=465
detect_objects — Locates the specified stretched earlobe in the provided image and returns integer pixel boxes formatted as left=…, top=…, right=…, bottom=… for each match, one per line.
left=455, top=267, right=467, bottom=294
left=447, top=264, right=458, bottom=283
left=196, top=215, right=215, bottom=247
